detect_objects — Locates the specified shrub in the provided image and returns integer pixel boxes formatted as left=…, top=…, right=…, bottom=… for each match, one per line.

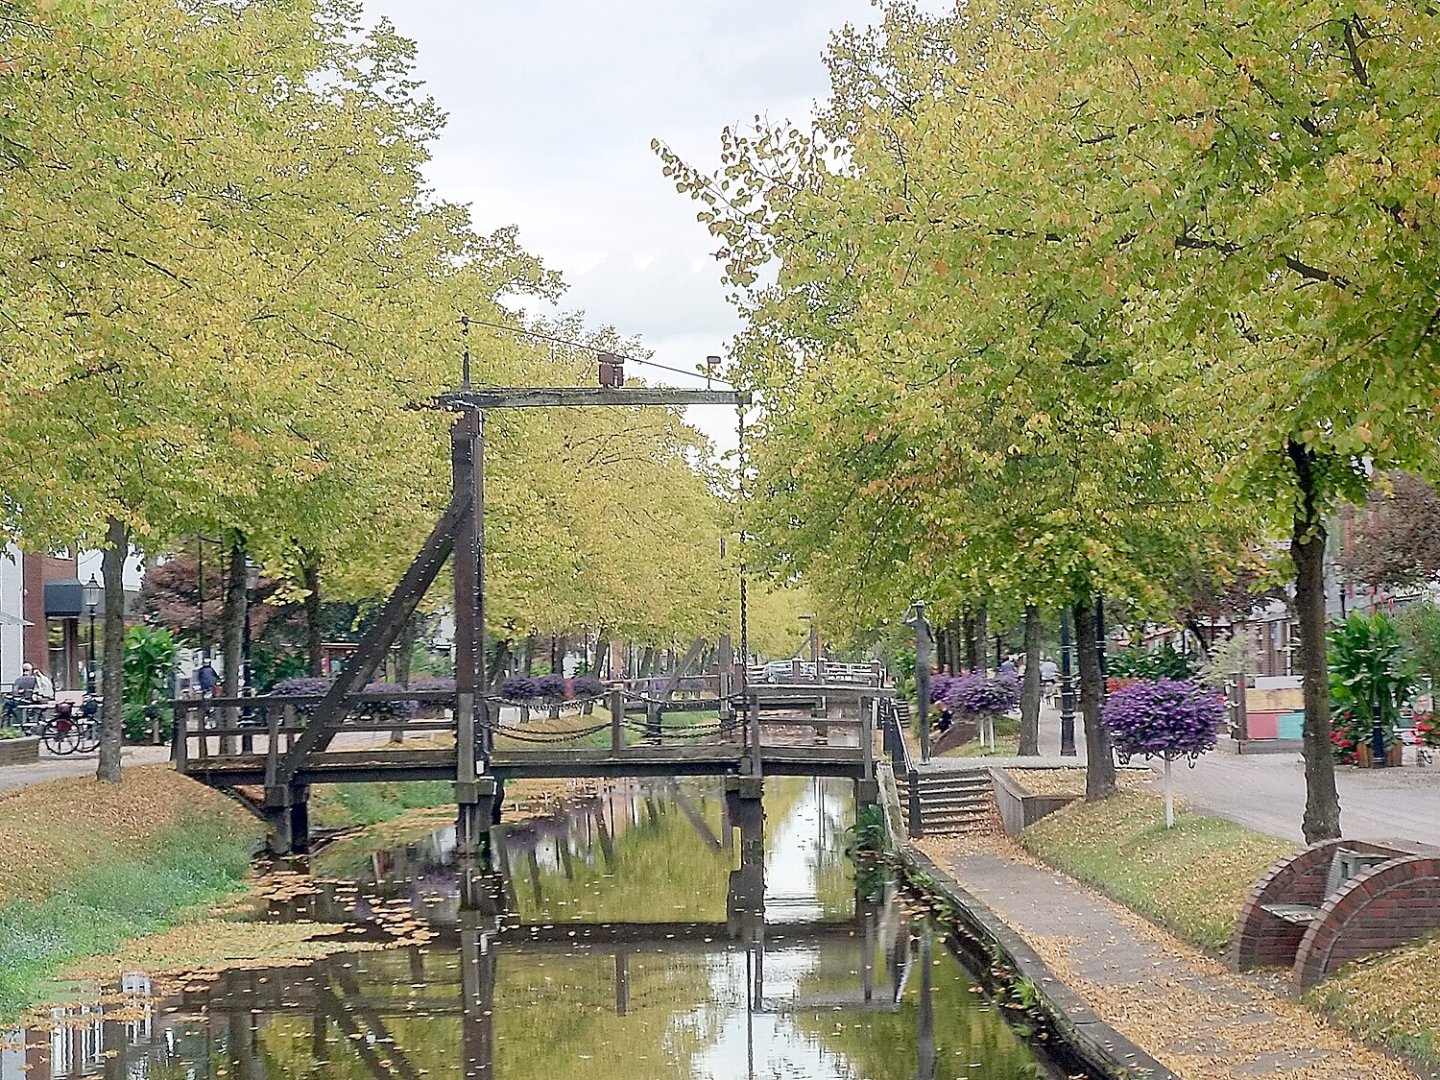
left=269, top=675, right=420, bottom=716
left=943, top=669, right=1020, bottom=717
left=1102, top=678, right=1224, bottom=763
left=534, top=673, right=568, bottom=700
left=1102, top=677, right=1224, bottom=827
left=500, top=675, right=539, bottom=701
left=1328, top=611, right=1417, bottom=754
left=572, top=675, right=605, bottom=698
left=1109, top=643, right=1197, bottom=681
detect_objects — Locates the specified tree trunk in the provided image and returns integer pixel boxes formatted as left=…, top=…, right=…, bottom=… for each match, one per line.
left=1288, top=438, right=1342, bottom=843
left=591, top=628, right=609, bottom=676
left=487, top=637, right=511, bottom=690
left=221, top=535, right=246, bottom=753
left=96, top=516, right=129, bottom=783
left=639, top=646, right=656, bottom=678
left=391, top=611, right=421, bottom=743
left=962, top=610, right=978, bottom=671
left=521, top=633, right=536, bottom=675
left=302, top=561, right=323, bottom=676
left=1018, top=605, right=1042, bottom=756
left=1073, top=597, right=1116, bottom=800
left=974, top=606, right=989, bottom=672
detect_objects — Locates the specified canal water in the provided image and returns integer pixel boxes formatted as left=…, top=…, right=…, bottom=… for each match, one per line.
left=2, top=778, right=1060, bottom=1079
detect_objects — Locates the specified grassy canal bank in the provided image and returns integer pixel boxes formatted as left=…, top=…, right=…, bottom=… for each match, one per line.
left=0, top=766, right=259, bottom=1017
left=0, top=766, right=468, bottom=1019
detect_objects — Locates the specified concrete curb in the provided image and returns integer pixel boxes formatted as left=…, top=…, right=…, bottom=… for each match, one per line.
left=875, top=763, right=1177, bottom=1079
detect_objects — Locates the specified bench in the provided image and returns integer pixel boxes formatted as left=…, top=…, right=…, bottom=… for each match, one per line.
left=1260, top=847, right=1396, bottom=924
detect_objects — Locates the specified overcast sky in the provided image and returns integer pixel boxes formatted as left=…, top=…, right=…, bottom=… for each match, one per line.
left=362, top=0, right=896, bottom=448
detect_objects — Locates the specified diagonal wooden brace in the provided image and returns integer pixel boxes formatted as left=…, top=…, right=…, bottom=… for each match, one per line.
left=276, top=487, right=468, bottom=784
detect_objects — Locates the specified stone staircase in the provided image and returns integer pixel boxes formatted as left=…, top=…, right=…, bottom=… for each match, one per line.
left=893, top=769, right=998, bottom=836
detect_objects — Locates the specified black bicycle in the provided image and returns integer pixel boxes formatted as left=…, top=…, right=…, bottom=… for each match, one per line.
left=39, top=698, right=101, bottom=755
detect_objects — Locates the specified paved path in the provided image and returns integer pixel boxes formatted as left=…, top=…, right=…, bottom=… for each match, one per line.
left=926, top=836, right=1426, bottom=1079
left=922, top=704, right=1440, bottom=847
left=0, top=745, right=172, bottom=795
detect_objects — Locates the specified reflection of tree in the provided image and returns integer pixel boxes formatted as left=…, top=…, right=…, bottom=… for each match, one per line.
left=793, top=933, right=1047, bottom=1080
left=255, top=946, right=717, bottom=1080
left=512, top=787, right=734, bottom=924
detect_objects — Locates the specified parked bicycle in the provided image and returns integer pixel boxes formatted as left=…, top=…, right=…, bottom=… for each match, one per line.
left=2, top=695, right=50, bottom=735
left=39, top=697, right=101, bottom=755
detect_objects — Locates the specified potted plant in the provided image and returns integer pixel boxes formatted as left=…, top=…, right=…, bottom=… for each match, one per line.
left=1328, top=612, right=1416, bottom=768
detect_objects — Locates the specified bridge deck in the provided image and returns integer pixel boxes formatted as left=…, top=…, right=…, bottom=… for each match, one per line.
left=180, top=742, right=868, bottom=787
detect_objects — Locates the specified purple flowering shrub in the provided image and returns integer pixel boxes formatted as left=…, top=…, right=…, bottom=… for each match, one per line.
left=501, top=675, right=540, bottom=701
left=1101, top=678, right=1222, bottom=763
left=534, top=673, right=568, bottom=700
left=929, top=673, right=956, bottom=705
left=270, top=675, right=420, bottom=716
left=572, top=675, right=606, bottom=699
left=943, top=670, right=1020, bottom=717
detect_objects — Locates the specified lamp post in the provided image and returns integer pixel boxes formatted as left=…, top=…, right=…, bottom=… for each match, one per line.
left=1370, top=697, right=1388, bottom=769
left=83, top=574, right=100, bottom=697
left=243, top=559, right=259, bottom=691
left=1059, top=610, right=1077, bottom=756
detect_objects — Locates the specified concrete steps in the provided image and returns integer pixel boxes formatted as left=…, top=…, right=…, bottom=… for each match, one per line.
left=894, top=770, right=999, bottom=836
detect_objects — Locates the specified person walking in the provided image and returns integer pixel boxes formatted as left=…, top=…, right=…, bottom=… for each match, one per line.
left=196, top=657, right=221, bottom=696
left=1040, top=657, right=1059, bottom=706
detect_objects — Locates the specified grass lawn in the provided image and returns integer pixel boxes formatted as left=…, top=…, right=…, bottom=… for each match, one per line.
left=0, top=766, right=261, bottom=1018
left=1019, top=790, right=1295, bottom=953
left=1310, top=934, right=1440, bottom=1070
left=941, top=714, right=1020, bottom=758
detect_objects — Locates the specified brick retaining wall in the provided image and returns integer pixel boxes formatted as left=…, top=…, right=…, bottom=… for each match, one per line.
left=1294, top=856, right=1440, bottom=987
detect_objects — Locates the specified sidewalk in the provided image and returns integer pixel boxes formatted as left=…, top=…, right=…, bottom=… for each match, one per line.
left=920, top=704, right=1440, bottom=848
left=0, top=745, right=171, bottom=795
left=921, top=834, right=1427, bottom=1079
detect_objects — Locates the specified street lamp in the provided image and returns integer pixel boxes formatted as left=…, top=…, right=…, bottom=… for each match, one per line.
left=243, top=559, right=259, bottom=691
left=1059, top=610, right=1077, bottom=756
left=83, top=574, right=100, bottom=696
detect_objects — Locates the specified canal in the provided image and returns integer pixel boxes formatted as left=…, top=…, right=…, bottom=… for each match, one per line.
left=2, top=778, right=1062, bottom=1079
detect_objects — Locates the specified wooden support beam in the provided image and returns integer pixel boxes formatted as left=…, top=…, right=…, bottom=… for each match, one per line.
left=452, top=410, right=482, bottom=788
left=437, top=387, right=750, bottom=410
left=277, top=478, right=469, bottom=783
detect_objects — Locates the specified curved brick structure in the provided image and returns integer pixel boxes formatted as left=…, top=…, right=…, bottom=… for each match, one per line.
left=1232, top=839, right=1397, bottom=971
left=1294, top=856, right=1440, bottom=987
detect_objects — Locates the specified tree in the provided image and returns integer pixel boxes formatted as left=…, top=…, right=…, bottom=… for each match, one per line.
left=1338, top=474, right=1440, bottom=591
left=657, top=3, right=1259, bottom=802
left=1103, top=679, right=1224, bottom=828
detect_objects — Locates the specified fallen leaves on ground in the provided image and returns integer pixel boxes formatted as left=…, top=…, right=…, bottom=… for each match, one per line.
left=1310, top=934, right=1440, bottom=1073
left=0, top=765, right=252, bottom=905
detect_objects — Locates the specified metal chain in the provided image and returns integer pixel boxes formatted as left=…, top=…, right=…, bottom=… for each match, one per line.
left=737, top=406, right=749, bottom=696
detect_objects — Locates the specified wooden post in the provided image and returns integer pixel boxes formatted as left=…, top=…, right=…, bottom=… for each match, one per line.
left=862, top=696, right=875, bottom=782
left=264, top=708, right=280, bottom=789
left=172, top=704, right=188, bottom=771
left=453, top=410, right=482, bottom=791
left=609, top=688, right=625, bottom=754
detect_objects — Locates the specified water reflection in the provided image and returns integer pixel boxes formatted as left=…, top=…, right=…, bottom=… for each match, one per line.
left=3, top=779, right=1055, bottom=1079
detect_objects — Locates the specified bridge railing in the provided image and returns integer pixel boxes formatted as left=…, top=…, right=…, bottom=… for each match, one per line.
left=746, top=660, right=885, bottom=687
left=172, top=691, right=462, bottom=771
